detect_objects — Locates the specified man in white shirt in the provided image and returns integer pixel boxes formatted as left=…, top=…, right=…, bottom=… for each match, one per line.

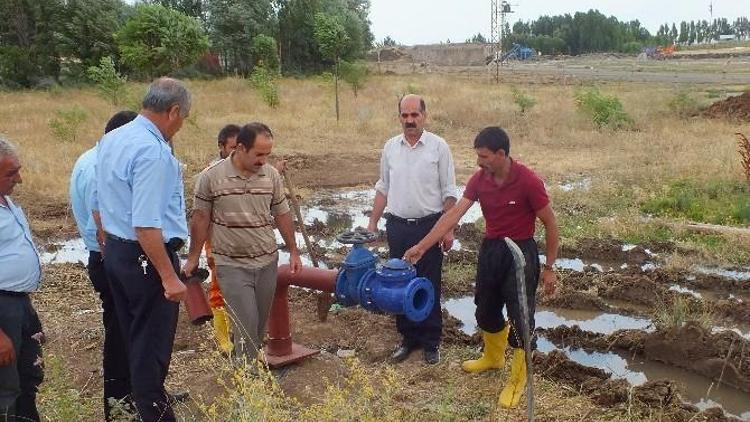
left=367, top=94, right=457, bottom=365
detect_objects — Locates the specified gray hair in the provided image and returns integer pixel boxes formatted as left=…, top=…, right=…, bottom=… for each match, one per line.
left=0, top=136, right=18, bottom=160
left=142, top=77, right=192, bottom=118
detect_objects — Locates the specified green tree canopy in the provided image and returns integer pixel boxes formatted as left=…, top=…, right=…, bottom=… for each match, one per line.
left=115, top=4, right=209, bottom=78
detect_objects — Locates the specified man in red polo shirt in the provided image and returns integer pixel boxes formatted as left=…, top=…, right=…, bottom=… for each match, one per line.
left=404, top=126, right=559, bottom=409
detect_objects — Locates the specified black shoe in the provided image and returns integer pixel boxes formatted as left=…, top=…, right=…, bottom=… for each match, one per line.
left=424, top=348, right=440, bottom=365
left=390, top=344, right=415, bottom=363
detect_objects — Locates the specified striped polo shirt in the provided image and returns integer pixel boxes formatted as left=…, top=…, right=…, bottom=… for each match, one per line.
left=194, top=155, right=290, bottom=268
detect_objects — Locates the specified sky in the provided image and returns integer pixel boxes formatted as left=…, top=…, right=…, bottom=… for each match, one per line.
left=369, top=0, right=748, bottom=45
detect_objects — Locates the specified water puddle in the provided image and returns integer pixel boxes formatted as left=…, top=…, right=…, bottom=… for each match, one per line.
left=444, top=295, right=750, bottom=419
left=444, top=296, right=652, bottom=336
left=537, top=336, right=750, bottom=420
left=696, top=266, right=750, bottom=281
left=39, top=238, right=89, bottom=265
left=558, top=177, right=592, bottom=192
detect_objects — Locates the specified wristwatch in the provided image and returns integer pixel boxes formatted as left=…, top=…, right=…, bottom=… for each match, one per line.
left=542, top=263, right=555, bottom=271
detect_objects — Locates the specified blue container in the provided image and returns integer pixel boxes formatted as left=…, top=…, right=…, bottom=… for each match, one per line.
left=335, top=244, right=377, bottom=306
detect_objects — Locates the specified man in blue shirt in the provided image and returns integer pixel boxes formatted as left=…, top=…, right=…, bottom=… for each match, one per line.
left=70, top=110, right=137, bottom=421
left=96, top=78, right=190, bottom=422
left=0, top=138, right=44, bottom=421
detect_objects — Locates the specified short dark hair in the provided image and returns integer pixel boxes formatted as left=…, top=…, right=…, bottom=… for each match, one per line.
left=217, top=124, right=241, bottom=146
left=104, top=111, right=138, bottom=134
left=398, top=95, right=426, bottom=114
left=236, top=122, right=273, bottom=150
left=474, top=126, right=511, bottom=155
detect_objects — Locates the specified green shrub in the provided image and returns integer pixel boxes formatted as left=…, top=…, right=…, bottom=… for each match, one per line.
left=574, top=87, right=634, bottom=130
left=667, top=91, right=700, bottom=118
left=340, top=60, right=369, bottom=97
left=642, top=180, right=750, bottom=225
left=249, top=66, right=280, bottom=108
left=511, top=87, right=536, bottom=113
left=251, top=35, right=280, bottom=74
left=87, top=56, right=128, bottom=106
left=48, top=106, right=87, bottom=143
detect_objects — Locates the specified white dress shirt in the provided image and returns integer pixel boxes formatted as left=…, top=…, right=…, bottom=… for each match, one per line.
left=375, top=130, right=457, bottom=218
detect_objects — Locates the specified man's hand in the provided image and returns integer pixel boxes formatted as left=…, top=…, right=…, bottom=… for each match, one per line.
left=403, top=245, right=425, bottom=264
left=0, top=329, right=16, bottom=367
left=366, top=221, right=378, bottom=234
left=541, top=268, right=557, bottom=296
left=162, top=274, right=187, bottom=302
left=289, top=250, right=302, bottom=274
left=181, top=256, right=199, bottom=278
left=440, top=230, right=454, bottom=253
left=274, top=157, right=288, bottom=174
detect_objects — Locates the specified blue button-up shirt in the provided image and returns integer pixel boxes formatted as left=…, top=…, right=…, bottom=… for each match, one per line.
left=96, top=115, right=187, bottom=242
left=70, top=147, right=99, bottom=252
left=0, top=196, right=42, bottom=292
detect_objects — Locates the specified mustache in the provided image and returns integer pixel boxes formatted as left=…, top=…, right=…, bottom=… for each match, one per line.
left=405, top=123, right=417, bottom=128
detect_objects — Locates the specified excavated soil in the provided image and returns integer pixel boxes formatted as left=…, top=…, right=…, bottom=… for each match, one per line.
left=539, top=323, right=750, bottom=394
left=704, top=91, right=750, bottom=121
left=533, top=350, right=727, bottom=420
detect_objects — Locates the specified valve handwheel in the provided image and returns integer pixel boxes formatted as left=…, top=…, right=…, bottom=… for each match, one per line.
left=336, top=228, right=377, bottom=244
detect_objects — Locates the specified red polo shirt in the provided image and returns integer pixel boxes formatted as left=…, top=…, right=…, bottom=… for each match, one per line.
left=463, top=160, right=549, bottom=240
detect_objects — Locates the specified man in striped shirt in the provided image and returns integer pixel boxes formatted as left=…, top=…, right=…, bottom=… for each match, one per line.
left=182, top=122, right=301, bottom=362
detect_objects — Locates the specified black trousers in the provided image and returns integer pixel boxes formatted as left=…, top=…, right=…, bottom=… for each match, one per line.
left=88, top=251, right=131, bottom=420
left=103, top=238, right=179, bottom=422
left=0, top=293, right=43, bottom=422
left=475, top=238, right=539, bottom=350
left=386, top=217, right=443, bottom=350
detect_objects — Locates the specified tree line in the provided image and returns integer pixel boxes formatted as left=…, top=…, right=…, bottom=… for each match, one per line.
left=0, top=0, right=373, bottom=88
left=503, top=10, right=749, bottom=55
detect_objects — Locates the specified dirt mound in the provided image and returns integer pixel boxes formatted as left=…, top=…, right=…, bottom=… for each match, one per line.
left=598, top=274, right=661, bottom=306
left=704, top=92, right=750, bottom=121
left=561, top=238, right=650, bottom=265
left=642, top=322, right=750, bottom=393
left=534, top=350, right=685, bottom=410
left=539, top=326, right=646, bottom=351
left=539, top=289, right=612, bottom=311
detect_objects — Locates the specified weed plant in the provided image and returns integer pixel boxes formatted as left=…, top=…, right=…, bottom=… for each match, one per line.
left=511, top=87, right=537, bottom=114
left=574, top=87, right=634, bottom=130
left=48, top=106, right=87, bottom=143
left=250, top=66, right=280, bottom=108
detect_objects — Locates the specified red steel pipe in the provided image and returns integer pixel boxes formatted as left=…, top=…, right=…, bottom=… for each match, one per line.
left=266, top=264, right=337, bottom=360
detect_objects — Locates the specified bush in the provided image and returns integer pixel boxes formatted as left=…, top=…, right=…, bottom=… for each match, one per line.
left=642, top=180, right=750, bottom=225
left=48, top=106, right=87, bottom=143
left=511, top=87, right=536, bottom=113
left=249, top=66, right=280, bottom=108
left=339, top=60, right=368, bottom=97
left=667, top=91, right=700, bottom=118
left=251, top=35, right=280, bottom=74
left=87, top=56, right=128, bottom=106
left=574, top=87, right=634, bottom=130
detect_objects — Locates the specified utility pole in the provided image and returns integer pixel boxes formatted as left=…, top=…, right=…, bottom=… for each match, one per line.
left=490, top=1, right=513, bottom=83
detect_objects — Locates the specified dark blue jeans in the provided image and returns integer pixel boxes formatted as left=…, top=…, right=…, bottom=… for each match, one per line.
left=103, top=238, right=179, bottom=422
left=88, top=251, right=131, bottom=421
left=386, top=217, right=443, bottom=350
left=0, top=293, right=43, bottom=422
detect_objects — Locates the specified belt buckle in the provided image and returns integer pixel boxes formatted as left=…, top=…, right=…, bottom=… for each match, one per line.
left=406, top=218, right=418, bottom=224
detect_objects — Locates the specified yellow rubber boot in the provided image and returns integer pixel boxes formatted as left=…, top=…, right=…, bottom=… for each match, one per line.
left=462, top=326, right=509, bottom=373
left=499, top=348, right=527, bottom=408
left=212, top=308, right=233, bottom=355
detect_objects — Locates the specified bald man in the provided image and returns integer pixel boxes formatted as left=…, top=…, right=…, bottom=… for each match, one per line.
left=367, top=94, right=457, bottom=365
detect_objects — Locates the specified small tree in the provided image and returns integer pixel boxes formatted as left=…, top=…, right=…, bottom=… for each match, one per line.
left=252, top=34, right=280, bottom=74
left=87, top=56, right=128, bottom=106
left=511, top=87, right=536, bottom=114
left=314, top=13, right=349, bottom=122
left=249, top=66, right=280, bottom=108
left=49, top=106, right=87, bottom=143
left=340, top=60, right=368, bottom=97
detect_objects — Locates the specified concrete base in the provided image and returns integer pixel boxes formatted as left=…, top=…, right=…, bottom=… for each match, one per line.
left=264, top=343, right=320, bottom=368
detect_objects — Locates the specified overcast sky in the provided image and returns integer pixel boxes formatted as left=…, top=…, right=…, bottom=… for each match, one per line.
left=369, top=0, right=747, bottom=45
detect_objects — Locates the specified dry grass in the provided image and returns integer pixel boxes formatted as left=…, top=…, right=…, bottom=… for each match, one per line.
left=1, top=74, right=745, bottom=199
